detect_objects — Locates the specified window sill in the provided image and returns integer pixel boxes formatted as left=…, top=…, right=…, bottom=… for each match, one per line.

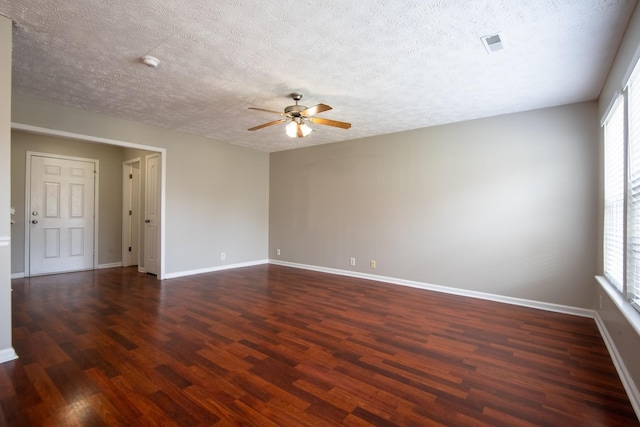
left=596, top=275, right=640, bottom=338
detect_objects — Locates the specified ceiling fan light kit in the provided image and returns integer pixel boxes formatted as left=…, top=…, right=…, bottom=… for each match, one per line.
left=286, top=120, right=312, bottom=138
left=248, top=93, right=351, bottom=138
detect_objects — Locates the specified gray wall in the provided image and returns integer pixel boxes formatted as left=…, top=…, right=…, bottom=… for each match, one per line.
left=596, top=1, right=640, bottom=402
left=270, top=102, right=599, bottom=308
left=10, top=131, right=126, bottom=273
left=161, top=135, right=268, bottom=273
left=11, top=95, right=270, bottom=277
left=0, top=15, right=14, bottom=359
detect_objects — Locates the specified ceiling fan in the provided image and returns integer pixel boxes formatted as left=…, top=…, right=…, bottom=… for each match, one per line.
left=248, top=93, right=351, bottom=138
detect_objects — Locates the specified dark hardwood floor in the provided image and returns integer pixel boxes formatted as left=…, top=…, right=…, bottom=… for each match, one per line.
left=0, top=265, right=637, bottom=426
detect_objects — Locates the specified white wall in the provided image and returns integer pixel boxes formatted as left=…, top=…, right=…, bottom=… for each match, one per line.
left=0, top=16, right=17, bottom=363
left=270, top=102, right=599, bottom=308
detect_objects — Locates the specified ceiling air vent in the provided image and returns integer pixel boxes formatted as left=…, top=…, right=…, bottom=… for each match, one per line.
left=481, top=32, right=505, bottom=53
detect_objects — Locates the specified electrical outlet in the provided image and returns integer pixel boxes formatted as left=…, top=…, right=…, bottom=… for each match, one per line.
left=277, top=249, right=281, bottom=256
left=350, top=257, right=356, bottom=266
left=221, top=252, right=226, bottom=260
left=370, top=260, right=376, bottom=269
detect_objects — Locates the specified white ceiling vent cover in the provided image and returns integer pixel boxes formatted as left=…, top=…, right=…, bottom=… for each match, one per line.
left=481, top=32, right=505, bottom=53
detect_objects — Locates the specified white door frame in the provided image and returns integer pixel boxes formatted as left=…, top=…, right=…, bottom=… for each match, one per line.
left=24, top=151, right=99, bottom=277
left=13, top=122, right=167, bottom=280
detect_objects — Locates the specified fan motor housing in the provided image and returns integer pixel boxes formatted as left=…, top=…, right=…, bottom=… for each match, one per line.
left=284, top=104, right=307, bottom=117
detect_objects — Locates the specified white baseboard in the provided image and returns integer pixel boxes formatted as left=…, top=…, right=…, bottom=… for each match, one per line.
left=0, top=347, right=18, bottom=364
left=98, top=262, right=122, bottom=269
left=12, top=264, right=121, bottom=278
left=595, top=312, right=640, bottom=419
left=164, top=259, right=269, bottom=279
left=268, top=260, right=594, bottom=318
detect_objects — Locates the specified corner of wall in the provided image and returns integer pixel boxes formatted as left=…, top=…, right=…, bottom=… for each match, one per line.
left=0, top=15, right=14, bottom=363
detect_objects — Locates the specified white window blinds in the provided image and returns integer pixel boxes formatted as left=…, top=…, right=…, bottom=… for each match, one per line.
left=628, top=69, right=640, bottom=307
left=604, top=95, right=625, bottom=291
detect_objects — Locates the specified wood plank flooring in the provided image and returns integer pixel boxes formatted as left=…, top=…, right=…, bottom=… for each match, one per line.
left=1, top=265, right=637, bottom=426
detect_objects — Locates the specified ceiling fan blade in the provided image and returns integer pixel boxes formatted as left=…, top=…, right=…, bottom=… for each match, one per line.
left=248, top=119, right=286, bottom=131
left=301, top=104, right=332, bottom=117
left=308, top=117, right=352, bottom=129
left=248, top=107, right=285, bottom=116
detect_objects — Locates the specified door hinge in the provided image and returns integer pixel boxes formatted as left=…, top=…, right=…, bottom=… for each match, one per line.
left=129, top=174, right=133, bottom=179
left=128, top=246, right=132, bottom=252
left=129, top=210, right=132, bottom=215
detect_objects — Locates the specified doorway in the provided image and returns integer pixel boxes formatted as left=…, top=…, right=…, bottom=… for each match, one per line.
left=14, top=123, right=166, bottom=279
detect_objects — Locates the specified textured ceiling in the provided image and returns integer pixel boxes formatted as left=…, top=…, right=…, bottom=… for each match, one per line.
left=1, top=0, right=637, bottom=152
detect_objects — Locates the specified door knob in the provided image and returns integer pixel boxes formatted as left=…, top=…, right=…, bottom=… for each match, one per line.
left=31, top=220, right=38, bottom=224
left=145, top=219, right=151, bottom=223
left=32, top=211, right=38, bottom=216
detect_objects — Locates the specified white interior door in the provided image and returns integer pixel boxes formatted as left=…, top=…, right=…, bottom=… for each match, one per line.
left=28, top=155, right=96, bottom=275
left=122, top=160, right=140, bottom=267
left=144, top=153, right=160, bottom=276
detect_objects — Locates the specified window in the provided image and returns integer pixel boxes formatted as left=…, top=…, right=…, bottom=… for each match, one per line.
left=628, top=67, right=640, bottom=308
left=603, top=95, right=624, bottom=291
left=603, top=60, right=640, bottom=311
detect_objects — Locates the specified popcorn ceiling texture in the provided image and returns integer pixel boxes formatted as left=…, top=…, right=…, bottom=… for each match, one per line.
left=1, top=0, right=636, bottom=152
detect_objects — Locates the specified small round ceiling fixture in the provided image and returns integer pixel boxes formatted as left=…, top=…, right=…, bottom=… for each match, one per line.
left=141, top=55, right=160, bottom=68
